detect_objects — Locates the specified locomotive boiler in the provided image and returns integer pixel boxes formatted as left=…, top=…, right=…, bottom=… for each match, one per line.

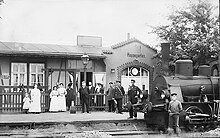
left=145, top=60, right=220, bottom=130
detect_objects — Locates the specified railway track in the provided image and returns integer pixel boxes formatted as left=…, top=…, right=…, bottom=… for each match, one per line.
left=0, top=121, right=162, bottom=138
left=0, top=121, right=219, bottom=137
left=0, top=130, right=161, bottom=138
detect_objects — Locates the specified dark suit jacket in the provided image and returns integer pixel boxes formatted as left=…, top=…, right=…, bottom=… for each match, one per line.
left=79, top=86, right=90, bottom=101
left=128, top=85, right=141, bottom=104
left=106, top=87, right=115, bottom=100
left=66, top=88, right=76, bottom=100
left=114, top=86, right=125, bottom=99
left=89, top=86, right=95, bottom=94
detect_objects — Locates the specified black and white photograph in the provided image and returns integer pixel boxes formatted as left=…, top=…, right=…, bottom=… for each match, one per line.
left=0, top=0, right=219, bottom=137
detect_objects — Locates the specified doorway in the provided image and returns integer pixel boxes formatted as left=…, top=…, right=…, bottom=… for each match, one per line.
left=121, top=66, right=149, bottom=93
left=80, top=72, right=93, bottom=86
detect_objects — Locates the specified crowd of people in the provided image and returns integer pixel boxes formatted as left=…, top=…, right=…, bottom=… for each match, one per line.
left=22, top=79, right=148, bottom=119
left=22, top=81, right=106, bottom=114
left=22, top=80, right=184, bottom=136
left=22, top=82, right=72, bottom=113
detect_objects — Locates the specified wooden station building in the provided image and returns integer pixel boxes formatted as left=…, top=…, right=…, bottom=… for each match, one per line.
left=0, top=37, right=157, bottom=113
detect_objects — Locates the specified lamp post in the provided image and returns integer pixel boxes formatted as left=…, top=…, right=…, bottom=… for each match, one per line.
left=81, top=54, right=89, bottom=85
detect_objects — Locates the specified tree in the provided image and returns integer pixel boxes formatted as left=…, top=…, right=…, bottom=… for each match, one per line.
left=153, top=0, right=219, bottom=74
left=0, top=0, right=4, bottom=19
left=0, top=0, right=4, bottom=5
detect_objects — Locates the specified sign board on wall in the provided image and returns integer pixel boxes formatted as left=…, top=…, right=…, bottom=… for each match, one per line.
left=77, top=35, right=102, bottom=47
left=127, top=52, right=146, bottom=58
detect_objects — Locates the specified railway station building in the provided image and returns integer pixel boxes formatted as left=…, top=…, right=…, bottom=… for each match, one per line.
left=0, top=37, right=156, bottom=113
left=102, top=38, right=157, bottom=93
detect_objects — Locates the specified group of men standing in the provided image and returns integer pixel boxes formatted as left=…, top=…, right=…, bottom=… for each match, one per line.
left=106, top=80, right=125, bottom=114
left=78, top=79, right=147, bottom=118
left=106, top=79, right=144, bottom=119
left=78, top=80, right=126, bottom=114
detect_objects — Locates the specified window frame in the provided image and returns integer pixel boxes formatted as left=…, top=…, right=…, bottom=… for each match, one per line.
left=11, top=63, right=27, bottom=86
left=29, top=63, right=45, bottom=86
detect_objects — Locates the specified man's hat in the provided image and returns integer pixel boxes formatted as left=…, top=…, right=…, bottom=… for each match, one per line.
left=131, top=79, right=135, bottom=82
left=171, top=92, right=177, bottom=96
left=116, top=80, right=121, bottom=83
left=109, top=81, right=113, bottom=84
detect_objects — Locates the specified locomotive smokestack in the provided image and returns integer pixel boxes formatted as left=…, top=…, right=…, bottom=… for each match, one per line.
left=161, top=43, right=170, bottom=73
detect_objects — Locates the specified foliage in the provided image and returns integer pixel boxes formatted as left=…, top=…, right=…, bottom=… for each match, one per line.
left=0, top=0, right=4, bottom=5
left=153, top=0, right=219, bottom=74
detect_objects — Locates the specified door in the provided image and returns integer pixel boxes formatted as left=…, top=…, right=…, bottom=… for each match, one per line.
left=121, top=66, right=149, bottom=93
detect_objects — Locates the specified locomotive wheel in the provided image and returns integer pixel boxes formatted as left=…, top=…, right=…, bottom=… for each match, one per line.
left=185, top=106, right=203, bottom=132
left=185, top=106, right=203, bottom=114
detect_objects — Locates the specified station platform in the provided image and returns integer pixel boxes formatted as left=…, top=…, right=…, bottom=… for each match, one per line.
left=0, top=111, right=145, bottom=126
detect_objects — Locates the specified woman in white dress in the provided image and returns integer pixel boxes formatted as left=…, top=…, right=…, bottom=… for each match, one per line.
left=29, top=83, right=41, bottom=113
left=57, top=83, right=67, bottom=111
left=49, top=86, right=59, bottom=112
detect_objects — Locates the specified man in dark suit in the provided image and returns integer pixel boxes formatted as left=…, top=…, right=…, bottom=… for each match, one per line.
left=66, top=83, right=77, bottom=110
left=88, top=82, right=95, bottom=106
left=113, top=80, right=125, bottom=114
left=78, top=81, right=90, bottom=113
left=106, top=81, right=115, bottom=112
left=127, top=79, right=142, bottom=119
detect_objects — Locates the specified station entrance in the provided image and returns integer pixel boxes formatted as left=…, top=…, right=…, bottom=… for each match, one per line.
left=121, top=66, right=149, bottom=94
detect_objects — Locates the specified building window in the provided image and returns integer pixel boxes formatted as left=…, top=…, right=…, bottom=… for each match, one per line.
left=121, top=67, right=149, bottom=93
left=11, top=63, right=27, bottom=86
left=122, top=67, right=148, bottom=77
left=29, top=63, right=45, bottom=86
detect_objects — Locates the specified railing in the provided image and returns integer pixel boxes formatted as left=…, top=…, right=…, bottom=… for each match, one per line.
left=75, top=94, right=106, bottom=111
left=0, top=85, right=129, bottom=113
left=0, top=91, right=23, bottom=113
left=0, top=86, right=49, bottom=113
left=75, top=94, right=129, bottom=111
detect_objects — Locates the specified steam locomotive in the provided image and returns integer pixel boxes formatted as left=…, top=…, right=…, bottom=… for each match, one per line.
left=145, top=59, right=220, bottom=130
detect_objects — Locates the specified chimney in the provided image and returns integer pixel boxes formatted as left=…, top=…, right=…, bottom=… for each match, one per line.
left=161, top=43, right=170, bottom=72
left=127, top=33, right=130, bottom=40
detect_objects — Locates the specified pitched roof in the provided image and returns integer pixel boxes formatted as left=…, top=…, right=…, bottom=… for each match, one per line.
left=0, top=42, right=105, bottom=59
left=110, top=38, right=157, bottom=51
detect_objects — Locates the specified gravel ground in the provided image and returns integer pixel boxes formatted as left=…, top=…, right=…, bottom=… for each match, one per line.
left=184, top=128, right=220, bottom=137
left=1, top=123, right=220, bottom=138
left=0, top=122, right=148, bottom=138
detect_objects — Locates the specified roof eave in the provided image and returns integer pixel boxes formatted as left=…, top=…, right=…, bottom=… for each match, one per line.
left=0, top=51, right=106, bottom=59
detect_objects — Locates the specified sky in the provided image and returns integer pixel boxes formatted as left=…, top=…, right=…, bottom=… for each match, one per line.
left=0, top=0, right=218, bottom=48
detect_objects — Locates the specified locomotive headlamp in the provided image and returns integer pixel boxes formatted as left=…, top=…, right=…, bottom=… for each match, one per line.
left=161, top=91, right=165, bottom=99
left=200, top=85, right=205, bottom=91
left=140, top=93, right=143, bottom=98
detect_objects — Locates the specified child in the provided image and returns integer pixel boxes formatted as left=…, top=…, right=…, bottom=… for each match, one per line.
left=23, top=92, right=31, bottom=114
left=168, top=92, right=183, bottom=136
